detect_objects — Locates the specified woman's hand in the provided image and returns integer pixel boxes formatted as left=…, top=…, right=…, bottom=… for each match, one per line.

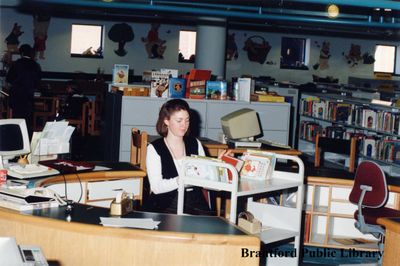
left=218, top=149, right=234, bottom=159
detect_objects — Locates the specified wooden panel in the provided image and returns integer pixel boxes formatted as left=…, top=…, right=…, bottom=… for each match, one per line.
left=382, top=230, right=400, bottom=266
left=0, top=208, right=259, bottom=266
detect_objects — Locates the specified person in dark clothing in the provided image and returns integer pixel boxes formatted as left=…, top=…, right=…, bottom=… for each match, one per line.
left=6, top=44, right=41, bottom=135
left=143, top=99, right=213, bottom=215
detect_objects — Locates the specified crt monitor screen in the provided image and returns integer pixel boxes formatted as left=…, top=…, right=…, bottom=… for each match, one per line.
left=220, top=108, right=261, bottom=140
left=0, top=119, right=30, bottom=165
left=0, top=124, right=24, bottom=151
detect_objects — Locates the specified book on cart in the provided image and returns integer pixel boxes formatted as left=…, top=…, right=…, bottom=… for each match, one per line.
left=240, top=150, right=276, bottom=180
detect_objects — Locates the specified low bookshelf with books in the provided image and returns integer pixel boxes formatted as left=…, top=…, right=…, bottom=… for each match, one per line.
left=178, top=153, right=305, bottom=266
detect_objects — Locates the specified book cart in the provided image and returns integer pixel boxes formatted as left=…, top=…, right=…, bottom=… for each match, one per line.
left=178, top=154, right=305, bottom=266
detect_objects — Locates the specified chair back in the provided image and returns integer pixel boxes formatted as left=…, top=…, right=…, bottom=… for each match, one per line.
left=130, top=128, right=148, bottom=171
left=314, top=134, right=357, bottom=173
left=349, top=160, right=388, bottom=208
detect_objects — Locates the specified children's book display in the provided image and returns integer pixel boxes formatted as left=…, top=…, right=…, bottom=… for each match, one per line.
left=150, top=71, right=169, bottom=98
left=168, top=78, right=186, bottom=98
left=112, top=64, right=129, bottom=85
left=206, top=81, right=227, bottom=100
left=240, top=150, right=276, bottom=180
left=183, top=150, right=276, bottom=183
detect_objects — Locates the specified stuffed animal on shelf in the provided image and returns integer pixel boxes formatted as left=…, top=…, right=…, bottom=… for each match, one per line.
left=5, top=23, right=24, bottom=52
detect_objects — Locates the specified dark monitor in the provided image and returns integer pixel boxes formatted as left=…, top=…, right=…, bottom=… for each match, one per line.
left=0, top=119, right=30, bottom=168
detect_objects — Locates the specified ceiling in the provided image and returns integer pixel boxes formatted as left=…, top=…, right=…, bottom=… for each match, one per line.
left=16, top=0, right=400, bottom=40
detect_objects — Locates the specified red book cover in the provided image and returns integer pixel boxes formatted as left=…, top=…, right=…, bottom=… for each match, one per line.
left=221, top=154, right=244, bottom=182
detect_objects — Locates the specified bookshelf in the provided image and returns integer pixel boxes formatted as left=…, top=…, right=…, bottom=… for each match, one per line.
left=298, top=90, right=400, bottom=251
left=304, top=177, right=398, bottom=251
left=299, top=92, right=400, bottom=176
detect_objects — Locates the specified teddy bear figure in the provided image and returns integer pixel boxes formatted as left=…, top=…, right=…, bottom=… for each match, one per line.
left=319, top=41, right=331, bottom=70
left=345, top=44, right=362, bottom=67
left=5, top=23, right=24, bottom=52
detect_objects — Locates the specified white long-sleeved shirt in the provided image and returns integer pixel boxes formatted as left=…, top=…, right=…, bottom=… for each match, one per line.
left=146, top=139, right=205, bottom=194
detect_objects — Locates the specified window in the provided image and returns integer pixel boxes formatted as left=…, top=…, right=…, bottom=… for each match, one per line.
left=374, top=44, right=396, bottom=74
left=280, top=37, right=310, bottom=70
left=178, top=30, right=196, bottom=63
left=70, top=24, right=104, bottom=58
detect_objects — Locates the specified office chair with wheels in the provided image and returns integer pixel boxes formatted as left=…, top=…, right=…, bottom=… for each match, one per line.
left=314, top=134, right=357, bottom=173
left=349, top=160, right=400, bottom=263
left=130, top=128, right=148, bottom=206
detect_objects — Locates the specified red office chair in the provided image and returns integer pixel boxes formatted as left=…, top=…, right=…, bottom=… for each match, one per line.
left=349, top=160, right=400, bottom=263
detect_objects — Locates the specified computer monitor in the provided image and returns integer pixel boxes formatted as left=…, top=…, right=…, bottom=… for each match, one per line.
left=0, top=119, right=30, bottom=168
left=220, top=108, right=261, bottom=141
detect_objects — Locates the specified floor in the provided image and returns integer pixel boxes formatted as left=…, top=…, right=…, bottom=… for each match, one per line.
left=73, top=136, right=380, bottom=266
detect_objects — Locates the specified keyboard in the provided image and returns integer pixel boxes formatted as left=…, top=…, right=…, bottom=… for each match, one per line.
left=7, top=164, right=60, bottom=179
left=228, top=140, right=262, bottom=148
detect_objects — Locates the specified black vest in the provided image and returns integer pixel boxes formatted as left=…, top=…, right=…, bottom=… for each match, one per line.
left=151, top=136, right=199, bottom=180
left=143, top=136, right=199, bottom=213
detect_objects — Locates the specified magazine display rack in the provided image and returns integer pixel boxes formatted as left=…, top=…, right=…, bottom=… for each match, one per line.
left=178, top=154, right=304, bottom=266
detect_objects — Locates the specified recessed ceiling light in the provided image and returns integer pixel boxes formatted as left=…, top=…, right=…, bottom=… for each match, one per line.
left=327, top=4, right=339, bottom=18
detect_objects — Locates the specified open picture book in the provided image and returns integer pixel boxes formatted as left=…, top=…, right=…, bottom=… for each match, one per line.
left=183, top=150, right=277, bottom=183
left=239, top=150, right=276, bottom=180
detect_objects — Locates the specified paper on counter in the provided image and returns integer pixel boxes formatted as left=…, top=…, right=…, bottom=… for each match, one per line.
left=93, top=166, right=111, bottom=171
left=100, top=217, right=160, bottom=230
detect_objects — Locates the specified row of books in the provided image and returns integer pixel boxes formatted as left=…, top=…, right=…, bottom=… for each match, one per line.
left=300, top=97, right=400, bottom=135
left=361, top=137, right=400, bottom=164
left=113, top=70, right=286, bottom=102
left=184, top=150, right=277, bottom=183
left=299, top=121, right=351, bottom=141
left=300, top=120, right=400, bottom=164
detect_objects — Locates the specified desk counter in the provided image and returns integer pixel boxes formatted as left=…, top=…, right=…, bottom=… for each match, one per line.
left=0, top=204, right=260, bottom=266
left=34, top=161, right=146, bottom=187
left=377, top=217, right=400, bottom=266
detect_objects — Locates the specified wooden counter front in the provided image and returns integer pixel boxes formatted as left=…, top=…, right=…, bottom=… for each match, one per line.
left=0, top=206, right=260, bottom=266
left=378, top=217, right=400, bottom=266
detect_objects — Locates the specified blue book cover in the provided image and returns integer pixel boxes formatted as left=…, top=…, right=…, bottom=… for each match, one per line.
left=168, top=78, right=186, bottom=98
left=206, top=81, right=227, bottom=100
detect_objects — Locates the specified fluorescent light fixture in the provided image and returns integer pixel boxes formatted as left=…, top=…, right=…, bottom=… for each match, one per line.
left=371, top=99, right=392, bottom=106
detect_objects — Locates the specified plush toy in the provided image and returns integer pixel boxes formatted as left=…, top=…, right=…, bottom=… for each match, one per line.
left=141, top=23, right=167, bottom=59
left=33, top=14, right=51, bottom=60
left=5, top=23, right=24, bottom=52
left=226, top=33, right=238, bottom=60
left=344, top=44, right=362, bottom=67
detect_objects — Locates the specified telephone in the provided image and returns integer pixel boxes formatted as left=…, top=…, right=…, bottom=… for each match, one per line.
left=110, top=191, right=134, bottom=216
left=0, top=186, right=67, bottom=206
left=25, top=187, right=67, bottom=205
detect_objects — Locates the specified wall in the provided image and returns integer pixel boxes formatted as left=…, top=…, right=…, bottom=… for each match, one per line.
left=1, top=7, right=399, bottom=84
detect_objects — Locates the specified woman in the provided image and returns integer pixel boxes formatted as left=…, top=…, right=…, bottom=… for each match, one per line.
left=144, top=99, right=212, bottom=214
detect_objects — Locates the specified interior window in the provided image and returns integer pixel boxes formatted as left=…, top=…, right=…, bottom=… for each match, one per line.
left=178, top=30, right=196, bottom=63
left=280, top=37, right=310, bottom=70
left=70, top=24, right=104, bottom=58
left=374, top=44, right=395, bottom=74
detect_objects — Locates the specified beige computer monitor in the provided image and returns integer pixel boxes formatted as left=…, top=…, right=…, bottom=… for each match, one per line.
left=220, top=108, right=261, bottom=140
